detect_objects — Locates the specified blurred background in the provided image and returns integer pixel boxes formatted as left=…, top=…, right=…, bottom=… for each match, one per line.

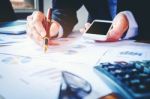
left=44, top=0, right=88, bottom=30
left=10, top=0, right=88, bottom=30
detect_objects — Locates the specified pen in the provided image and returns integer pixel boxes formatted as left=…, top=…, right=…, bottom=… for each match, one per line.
left=44, top=8, right=52, bottom=53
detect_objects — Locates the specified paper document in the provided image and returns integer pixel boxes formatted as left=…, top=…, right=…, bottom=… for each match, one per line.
left=0, top=20, right=26, bottom=35
left=0, top=33, right=111, bottom=99
left=99, top=43, right=150, bottom=62
left=0, top=34, right=27, bottom=45
left=0, top=53, right=62, bottom=99
left=0, top=36, right=109, bottom=66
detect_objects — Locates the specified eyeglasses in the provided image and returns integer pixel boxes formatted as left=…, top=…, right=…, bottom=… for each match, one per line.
left=59, top=71, right=92, bottom=99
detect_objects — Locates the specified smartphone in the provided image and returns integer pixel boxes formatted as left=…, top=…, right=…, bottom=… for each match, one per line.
left=83, top=20, right=112, bottom=41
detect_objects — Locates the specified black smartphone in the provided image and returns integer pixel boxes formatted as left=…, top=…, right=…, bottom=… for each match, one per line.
left=83, top=20, right=112, bottom=41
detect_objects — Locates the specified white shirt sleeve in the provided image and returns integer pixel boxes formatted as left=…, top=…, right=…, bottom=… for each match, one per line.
left=120, top=11, right=138, bottom=39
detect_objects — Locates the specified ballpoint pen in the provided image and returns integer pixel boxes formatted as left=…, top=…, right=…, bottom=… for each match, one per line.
left=44, top=8, right=51, bottom=53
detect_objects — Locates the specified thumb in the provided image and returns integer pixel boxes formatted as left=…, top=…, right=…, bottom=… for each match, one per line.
left=49, top=21, right=60, bottom=37
left=106, top=13, right=129, bottom=41
left=106, top=30, right=120, bottom=41
left=85, top=23, right=91, bottom=30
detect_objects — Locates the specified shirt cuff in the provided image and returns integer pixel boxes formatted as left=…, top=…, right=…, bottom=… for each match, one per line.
left=120, top=11, right=138, bottom=39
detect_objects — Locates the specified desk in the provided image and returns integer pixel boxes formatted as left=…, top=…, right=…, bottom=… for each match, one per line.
left=0, top=32, right=150, bottom=99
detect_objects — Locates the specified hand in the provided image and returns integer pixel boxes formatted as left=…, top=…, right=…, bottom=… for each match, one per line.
left=106, top=13, right=129, bottom=41
left=26, top=11, right=61, bottom=45
left=80, top=23, right=91, bottom=33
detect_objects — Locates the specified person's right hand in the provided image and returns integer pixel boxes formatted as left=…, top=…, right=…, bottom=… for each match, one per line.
left=26, top=11, right=61, bottom=46
left=80, top=23, right=91, bottom=33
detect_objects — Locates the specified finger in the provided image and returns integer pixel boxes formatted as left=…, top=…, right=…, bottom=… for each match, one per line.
left=79, top=28, right=86, bottom=33
left=32, top=11, right=45, bottom=21
left=27, top=21, right=43, bottom=45
left=26, top=15, right=33, bottom=36
left=29, top=11, right=46, bottom=37
left=27, top=15, right=33, bottom=21
left=26, top=22, right=34, bottom=38
left=107, top=13, right=129, bottom=41
left=79, top=23, right=91, bottom=33
left=49, top=22, right=60, bottom=37
left=30, top=26, right=43, bottom=46
left=113, top=13, right=128, bottom=33
left=85, top=23, right=91, bottom=30
left=33, top=21, right=46, bottom=37
left=107, top=30, right=121, bottom=41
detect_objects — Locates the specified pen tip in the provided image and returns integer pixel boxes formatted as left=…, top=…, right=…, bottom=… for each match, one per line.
left=44, top=45, right=48, bottom=53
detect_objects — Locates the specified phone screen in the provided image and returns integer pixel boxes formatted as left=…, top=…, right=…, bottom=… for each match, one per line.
left=86, top=21, right=112, bottom=35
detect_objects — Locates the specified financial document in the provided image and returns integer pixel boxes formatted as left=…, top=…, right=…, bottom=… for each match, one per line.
left=0, top=33, right=112, bottom=99
left=1, top=31, right=150, bottom=99
left=99, top=42, right=150, bottom=62
left=0, top=53, right=61, bottom=99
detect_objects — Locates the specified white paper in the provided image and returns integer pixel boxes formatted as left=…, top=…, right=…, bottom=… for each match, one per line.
left=0, top=35, right=109, bottom=66
left=0, top=33, right=111, bottom=99
left=0, top=20, right=26, bottom=35
left=0, top=53, right=62, bottom=99
left=99, top=42, right=150, bottom=62
left=1, top=32, right=149, bottom=99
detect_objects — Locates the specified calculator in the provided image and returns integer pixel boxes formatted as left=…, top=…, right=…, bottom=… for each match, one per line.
left=94, top=60, right=150, bottom=99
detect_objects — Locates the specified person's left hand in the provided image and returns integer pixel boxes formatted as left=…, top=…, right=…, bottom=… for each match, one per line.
left=106, top=13, right=129, bottom=41
left=80, top=13, right=129, bottom=42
